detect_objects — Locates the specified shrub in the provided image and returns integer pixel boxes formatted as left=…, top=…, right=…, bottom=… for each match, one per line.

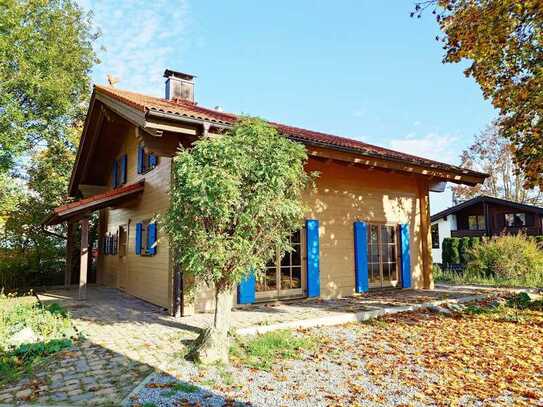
left=534, top=236, right=543, bottom=250
left=467, top=234, right=543, bottom=284
left=449, top=238, right=461, bottom=264
left=459, top=237, right=471, bottom=265
left=441, top=238, right=451, bottom=266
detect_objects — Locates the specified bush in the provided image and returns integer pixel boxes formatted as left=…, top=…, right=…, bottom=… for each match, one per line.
left=467, top=234, right=543, bottom=284
left=534, top=236, right=543, bottom=250
left=459, top=237, right=471, bottom=265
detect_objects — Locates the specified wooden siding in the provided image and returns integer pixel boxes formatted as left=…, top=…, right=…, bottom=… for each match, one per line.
left=189, top=157, right=429, bottom=313
left=303, top=159, right=427, bottom=298
left=96, top=126, right=172, bottom=309
left=453, top=201, right=543, bottom=237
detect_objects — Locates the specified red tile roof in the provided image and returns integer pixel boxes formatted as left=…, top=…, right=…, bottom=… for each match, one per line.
left=95, top=85, right=486, bottom=178
left=54, top=180, right=145, bottom=214
left=45, top=181, right=145, bottom=225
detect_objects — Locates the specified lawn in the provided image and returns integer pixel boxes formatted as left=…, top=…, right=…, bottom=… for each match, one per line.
left=131, top=292, right=543, bottom=406
left=0, top=292, right=77, bottom=385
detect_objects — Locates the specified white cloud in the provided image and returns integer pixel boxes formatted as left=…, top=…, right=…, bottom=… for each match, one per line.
left=79, top=0, right=190, bottom=96
left=389, top=133, right=464, bottom=213
left=388, top=132, right=460, bottom=164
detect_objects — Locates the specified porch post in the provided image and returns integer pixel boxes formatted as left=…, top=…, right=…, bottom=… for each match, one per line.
left=79, top=217, right=89, bottom=300
left=418, top=180, right=434, bottom=289
left=65, top=221, right=75, bottom=288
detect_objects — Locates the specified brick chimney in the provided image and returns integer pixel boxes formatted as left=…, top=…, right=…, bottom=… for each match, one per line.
left=164, top=69, right=195, bottom=102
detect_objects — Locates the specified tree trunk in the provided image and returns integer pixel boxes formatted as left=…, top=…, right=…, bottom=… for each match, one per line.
left=190, top=282, right=234, bottom=364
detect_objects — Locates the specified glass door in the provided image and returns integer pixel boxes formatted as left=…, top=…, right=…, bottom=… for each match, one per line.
left=256, top=231, right=304, bottom=300
left=367, top=224, right=400, bottom=289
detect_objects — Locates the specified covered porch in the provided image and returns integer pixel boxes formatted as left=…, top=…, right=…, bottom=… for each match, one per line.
left=43, top=181, right=145, bottom=300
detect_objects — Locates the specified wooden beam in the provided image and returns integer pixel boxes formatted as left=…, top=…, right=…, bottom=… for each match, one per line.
left=65, top=221, right=75, bottom=288
left=307, top=146, right=485, bottom=186
left=418, top=180, right=434, bottom=289
left=79, top=218, right=89, bottom=300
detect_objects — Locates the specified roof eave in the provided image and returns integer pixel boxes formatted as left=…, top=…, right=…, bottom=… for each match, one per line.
left=145, top=109, right=487, bottom=185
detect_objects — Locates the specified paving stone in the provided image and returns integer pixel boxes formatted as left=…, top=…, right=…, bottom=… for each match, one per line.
left=51, top=391, right=68, bottom=401
left=67, top=388, right=83, bottom=397
left=69, top=392, right=96, bottom=402
left=81, top=376, right=98, bottom=385
left=0, top=393, right=14, bottom=403
left=15, top=388, right=32, bottom=399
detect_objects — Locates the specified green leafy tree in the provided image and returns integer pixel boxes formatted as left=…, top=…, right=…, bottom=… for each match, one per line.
left=1, top=130, right=79, bottom=287
left=0, top=0, right=98, bottom=287
left=0, top=0, right=98, bottom=174
left=165, top=118, right=312, bottom=363
left=414, top=1, right=543, bottom=188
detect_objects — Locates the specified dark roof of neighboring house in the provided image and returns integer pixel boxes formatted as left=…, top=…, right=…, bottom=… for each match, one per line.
left=94, top=85, right=487, bottom=180
left=431, top=195, right=543, bottom=222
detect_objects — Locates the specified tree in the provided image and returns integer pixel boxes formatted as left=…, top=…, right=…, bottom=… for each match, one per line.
left=0, top=0, right=98, bottom=286
left=451, top=124, right=542, bottom=205
left=0, top=0, right=98, bottom=174
left=164, top=118, right=312, bottom=363
left=413, top=1, right=543, bottom=188
left=0, top=129, right=79, bottom=287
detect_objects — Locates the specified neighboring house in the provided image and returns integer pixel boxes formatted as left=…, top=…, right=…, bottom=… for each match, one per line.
left=431, top=195, right=543, bottom=262
left=44, top=69, right=486, bottom=316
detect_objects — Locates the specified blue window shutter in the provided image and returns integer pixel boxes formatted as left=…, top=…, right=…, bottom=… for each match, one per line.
left=135, top=223, right=142, bottom=255
left=353, top=221, right=369, bottom=293
left=147, top=223, right=157, bottom=255
left=121, top=154, right=127, bottom=184
left=112, top=160, right=118, bottom=188
left=237, top=272, right=256, bottom=304
left=137, top=145, right=144, bottom=174
left=148, top=153, right=157, bottom=168
left=306, top=219, right=320, bottom=297
left=401, top=224, right=412, bottom=288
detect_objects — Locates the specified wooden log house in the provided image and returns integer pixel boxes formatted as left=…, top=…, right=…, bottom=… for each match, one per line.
left=44, top=70, right=487, bottom=315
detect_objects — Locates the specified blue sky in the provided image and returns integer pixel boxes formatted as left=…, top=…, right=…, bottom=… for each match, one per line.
left=79, top=0, right=496, bottom=212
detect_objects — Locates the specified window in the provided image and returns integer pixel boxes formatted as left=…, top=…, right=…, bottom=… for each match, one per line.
left=135, top=220, right=157, bottom=256
left=431, top=223, right=440, bottom=249
left=112, top=154, right=127, bottom=188
left=102, top=232, right=118, bottom=256
left=505, top=213, right=526, bottom=227
left=468, top=215, right=486, bottom=231
left=137, top=144, right=158, bottom=174
left=367, top=224, right=400, bottom=288
left=256, top=231, right=302, bottom=295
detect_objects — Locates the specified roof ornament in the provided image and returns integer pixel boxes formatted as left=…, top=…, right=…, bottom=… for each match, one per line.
left=107, top=74, right=120, bottom=87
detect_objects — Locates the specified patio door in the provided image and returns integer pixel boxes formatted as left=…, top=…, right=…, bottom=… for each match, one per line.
left=256, top=230, right=304, bottom=301
left=367, top=224, right=400, bottom=288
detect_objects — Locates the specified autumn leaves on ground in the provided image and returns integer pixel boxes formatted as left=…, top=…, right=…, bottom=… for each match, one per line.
left=353, top=294, right=543, bottom=406
left=134, top=292, right=543, bottom=406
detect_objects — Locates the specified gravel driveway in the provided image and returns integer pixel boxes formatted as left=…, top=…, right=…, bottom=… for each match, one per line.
left=128, top=324, right=427, bottom=407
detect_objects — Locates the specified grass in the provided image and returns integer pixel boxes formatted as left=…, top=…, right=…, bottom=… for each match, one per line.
left=0, top=292, right=77, bottom=384
left=434, top=265, right=543, bottom=288
left=229, top=329, right=317, bottom=371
